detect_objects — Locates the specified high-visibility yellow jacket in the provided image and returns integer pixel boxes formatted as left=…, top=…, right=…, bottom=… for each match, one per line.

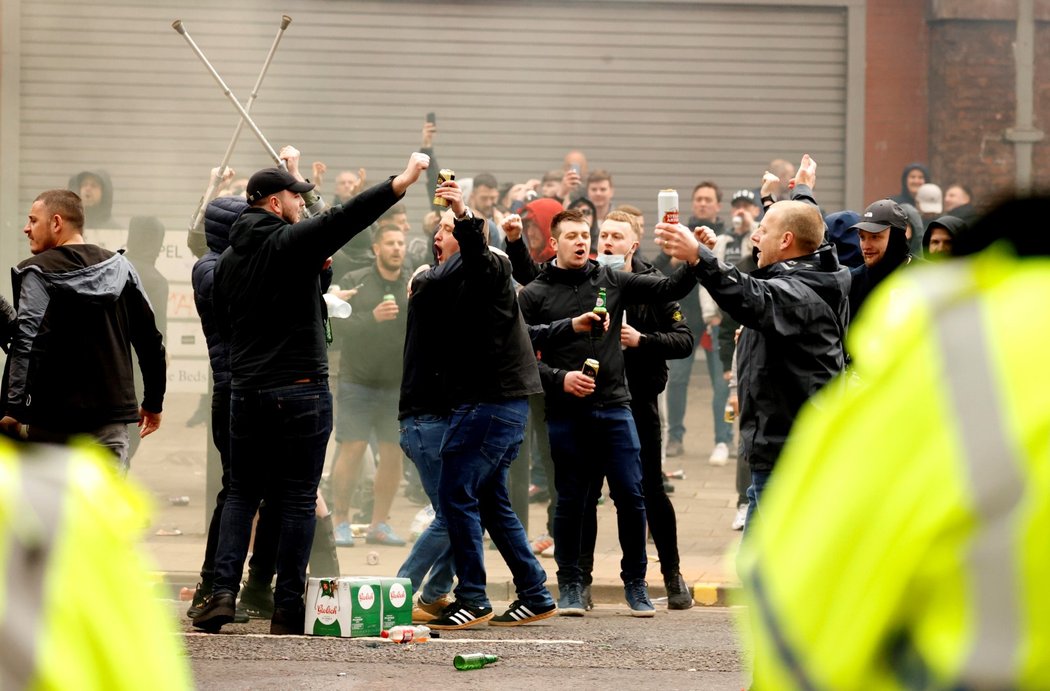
left=739, top=244, right=1050, bottom=689
left=0, top=440, right=191, bottom=690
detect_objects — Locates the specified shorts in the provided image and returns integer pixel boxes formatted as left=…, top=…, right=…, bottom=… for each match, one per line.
left=335, top=380, right=400, bottom=444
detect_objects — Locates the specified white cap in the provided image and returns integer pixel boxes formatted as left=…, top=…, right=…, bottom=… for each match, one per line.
left=915, top=183, right=943, bottom=214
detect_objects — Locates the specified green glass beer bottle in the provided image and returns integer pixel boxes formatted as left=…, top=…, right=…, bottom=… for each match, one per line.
left=454, top=653, right=499, bottom=670
left=591, top=287, right=608, bottom=338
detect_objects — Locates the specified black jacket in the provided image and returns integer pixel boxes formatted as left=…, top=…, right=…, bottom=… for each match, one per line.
left=921, top=214, right=969, bottom=259
left=848, top=227, right=915, bottom=322
left=5, top=245, right=166, bottom=430
left=695, top=242, right=850, bottom=472
left=68, top=169, right=119, bottom=230
left=622, top=257, right=694, bottom=397
left=192, top=196, right=245, bottom=393
left=214, top=178, right=401, bottom=389
left=335, top=263, right=408, bottom=388
left=517, top=258, right=697, bottom=416
left=403, top=214, right=541, bottom=410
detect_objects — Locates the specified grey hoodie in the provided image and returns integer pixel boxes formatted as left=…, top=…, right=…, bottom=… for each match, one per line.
left=5, top=244, right=165, bottom=430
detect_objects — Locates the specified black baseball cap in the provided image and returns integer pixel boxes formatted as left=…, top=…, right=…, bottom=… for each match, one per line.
left=246, top=168, right=315, bottom=204
left=731, top=189, right=757, bottom=206
left=850, top=199, right=908, bottom=233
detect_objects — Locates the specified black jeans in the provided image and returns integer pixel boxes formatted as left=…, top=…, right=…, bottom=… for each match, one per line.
left=549, top=405, right=647, bottom=586
left=199, top=389, right=279, bottom=588
left=579, top=394, right=680, bottom=583
left=213, top=382, right=332, bottom=611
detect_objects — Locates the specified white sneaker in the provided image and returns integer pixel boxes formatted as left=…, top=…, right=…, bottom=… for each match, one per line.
left=709, top=442, right=729, bottom=466
left=731, top=504, right=748, bottom=531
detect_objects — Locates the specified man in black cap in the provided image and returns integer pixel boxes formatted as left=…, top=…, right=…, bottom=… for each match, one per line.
left=193, top=150, right=430, bottom=635
left=848, top=199, right=918, bottom=322
left=722, top=189, right=762, bottom=265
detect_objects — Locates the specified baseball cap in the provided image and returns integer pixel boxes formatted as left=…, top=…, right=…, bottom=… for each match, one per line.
left=731, top=189, right=757, bottom=206
left=245, top=168, right=315, bottom=204
left=915, top=183, right=943, bottom=214
left=850, top=199, right=909, bottom=233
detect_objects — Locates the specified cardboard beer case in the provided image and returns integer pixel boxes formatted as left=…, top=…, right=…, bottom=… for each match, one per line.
left=304, top=577, right=351, bottom=637
left=377, top=577, right=413, bottom=630
left=342, top=577, right=382, bottom=637
left=305, top=577, right=384, bottom=637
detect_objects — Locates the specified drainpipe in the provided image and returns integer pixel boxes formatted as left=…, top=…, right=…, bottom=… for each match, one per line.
left=1005, top=0, right=1044, bottom=194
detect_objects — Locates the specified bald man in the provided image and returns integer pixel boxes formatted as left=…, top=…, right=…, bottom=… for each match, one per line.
left=656, top=156, right=850, bottom=531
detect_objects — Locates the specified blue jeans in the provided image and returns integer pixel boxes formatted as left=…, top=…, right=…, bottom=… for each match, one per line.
left=439, top=400, right=552, bottom=608
left=666, top=350, right=696, bottom=443
left=548, top=405, right=648, bottom=585
left=213, top=381, right=332, bottom=611
left=396, top=414, right=455, bottom=603
left=704, top=325, right=733, bottom=445
left=744, top=468, right=772, bottom=537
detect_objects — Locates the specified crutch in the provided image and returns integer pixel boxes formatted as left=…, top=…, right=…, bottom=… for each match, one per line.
left=173, top=19, right=314, bottom=221
left=179, top=15, right=292, bottom=232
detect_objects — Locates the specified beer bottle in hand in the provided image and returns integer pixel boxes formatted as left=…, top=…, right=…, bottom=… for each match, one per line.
left=591, top=287, right=608, bottom=338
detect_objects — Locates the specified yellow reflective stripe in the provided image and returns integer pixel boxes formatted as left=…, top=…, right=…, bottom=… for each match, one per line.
left=927, top=271, right=1024, bottom=685
left=0, top=447, right=71, bottom=690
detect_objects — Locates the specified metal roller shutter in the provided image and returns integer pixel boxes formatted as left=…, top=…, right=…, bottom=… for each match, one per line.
left=17, top=0, right=849, bottom=230
left=9, top=0, right=851, bottom=389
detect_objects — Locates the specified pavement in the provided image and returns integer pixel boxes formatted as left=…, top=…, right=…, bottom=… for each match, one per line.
left=134, top=352, right=742, bottom=606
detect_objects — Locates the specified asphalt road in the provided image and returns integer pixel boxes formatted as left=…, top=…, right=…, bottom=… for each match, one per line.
left=179, top=602, right=747, bottom=690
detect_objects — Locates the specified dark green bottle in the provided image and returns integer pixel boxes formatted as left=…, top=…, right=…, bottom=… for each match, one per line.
left=591, top=287, right=608, bottom=338
left=454, top=653, right=499, bottom=670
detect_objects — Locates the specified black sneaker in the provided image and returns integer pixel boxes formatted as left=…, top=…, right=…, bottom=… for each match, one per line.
left=192, top=592, right=236, bottom=632
left=186, top=582, right=211, bottom=619
left=239, top=580, right=275, bottom=619
left=581, top=584, right=594, bottom=611
left=665, top=572, right=694, bottom=610
left=428, top=601, right=494, bottom=630
left=490, top=600, right=557, bottom=626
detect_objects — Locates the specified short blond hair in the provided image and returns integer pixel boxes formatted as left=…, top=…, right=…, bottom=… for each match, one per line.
left=603, top=210, right=641, bottom=238
left=775, top=201, right=824, bottom=253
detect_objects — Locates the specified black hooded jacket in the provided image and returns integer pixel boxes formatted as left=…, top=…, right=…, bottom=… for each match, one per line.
left=848, top=226, right=915, bottom=321
left=5, top=245, right=166, bottom=430
left=214, top=178, right=401, bottom=389
left=192, top=196, right=245, bottom=393
left=889, top=163, right=931, bottom=207
left=921, top=214, right=968, bottom=259
left=68, top=169, right=118, bottom=229
left=695, top=241, right=850, bottom=472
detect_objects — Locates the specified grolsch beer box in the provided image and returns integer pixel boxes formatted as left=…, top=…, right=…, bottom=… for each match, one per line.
left=305, top=577, right=383, bottom=637
left=304, top=577, right=351, bottom=637
left=378, top=577, right=413, bottom=629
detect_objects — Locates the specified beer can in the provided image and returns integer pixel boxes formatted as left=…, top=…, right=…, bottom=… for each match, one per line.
left=658, top=189, right=679, bottom=225
left=433, top=169, right=456, bottom=207
left=724, top=401, right=736, bottom=423
left=582, top=358, right=600, bottom=379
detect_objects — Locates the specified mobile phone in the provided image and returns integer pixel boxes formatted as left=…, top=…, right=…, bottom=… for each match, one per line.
left=570, top=164, right=581, bottom=175
left=426, top=112, right=436, bottom=125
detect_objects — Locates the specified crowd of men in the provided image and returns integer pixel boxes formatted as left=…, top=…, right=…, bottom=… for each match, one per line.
left=0, top=119, right=984, bottom=638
